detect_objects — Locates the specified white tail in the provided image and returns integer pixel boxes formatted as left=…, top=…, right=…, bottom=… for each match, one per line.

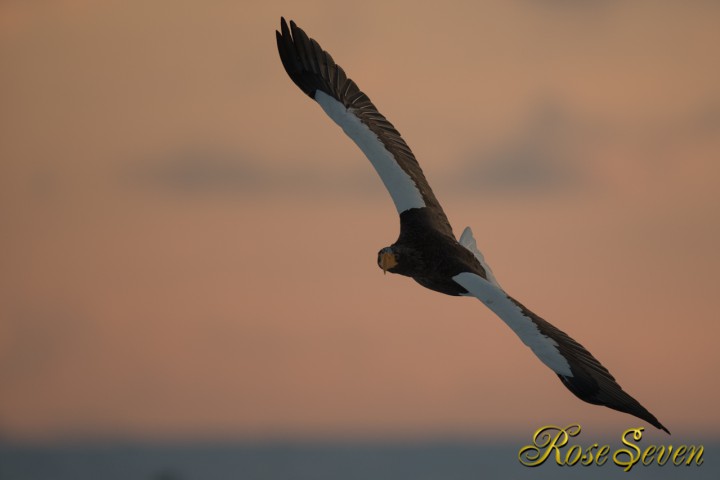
left=459, top=227, right=501, bottom=288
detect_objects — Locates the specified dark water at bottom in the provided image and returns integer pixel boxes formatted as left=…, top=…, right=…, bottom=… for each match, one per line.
left=0, top=441, right=715, bottom=480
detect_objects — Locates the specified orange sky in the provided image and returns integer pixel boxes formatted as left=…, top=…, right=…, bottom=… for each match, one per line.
left=1, top=0, right=719, bottom=442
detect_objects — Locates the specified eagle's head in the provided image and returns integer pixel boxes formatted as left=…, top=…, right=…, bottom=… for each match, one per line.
left=377, top=245, right=423, bottom=277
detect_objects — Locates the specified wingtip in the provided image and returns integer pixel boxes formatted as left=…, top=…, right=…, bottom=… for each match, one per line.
left=641, top=407, right=670, bottom=435
left=640, top=411, right=670, bottom=435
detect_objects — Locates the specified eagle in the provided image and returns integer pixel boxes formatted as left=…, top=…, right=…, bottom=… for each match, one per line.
left=275, top=18, right=668, bottom=434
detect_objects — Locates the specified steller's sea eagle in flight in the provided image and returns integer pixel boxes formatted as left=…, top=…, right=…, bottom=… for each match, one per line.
left=275, top=18, right=669, bottom=434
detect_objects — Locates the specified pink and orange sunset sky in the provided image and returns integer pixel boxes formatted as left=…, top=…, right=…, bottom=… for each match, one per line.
left=1, top=0, right=719, bottom=443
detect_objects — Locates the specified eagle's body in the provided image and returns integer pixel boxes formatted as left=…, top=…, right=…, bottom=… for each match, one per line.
left=276, top=18, right=669, bottom=434
left=390, top=208, right=485, bottom=296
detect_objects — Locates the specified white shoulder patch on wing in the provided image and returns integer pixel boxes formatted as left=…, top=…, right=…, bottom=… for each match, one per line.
left=314, top=90, right=426, bottom=213
left=458, top=227, right=500, bottom=287
left=453, top=272, right=573, bottom=377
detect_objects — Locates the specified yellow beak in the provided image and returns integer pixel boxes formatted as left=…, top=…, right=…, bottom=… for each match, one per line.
left=379, top=251, right=398, bottom=274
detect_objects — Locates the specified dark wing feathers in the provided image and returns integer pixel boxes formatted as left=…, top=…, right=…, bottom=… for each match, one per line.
left=512, top=297, right=670, bottom=434
left=276, top=18, right=453, bottom=237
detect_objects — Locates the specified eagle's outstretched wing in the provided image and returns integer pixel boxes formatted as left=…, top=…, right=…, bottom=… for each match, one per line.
left=276, top=18, right=452, bottom=237
left=453, top=271, right=670, bottom=434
